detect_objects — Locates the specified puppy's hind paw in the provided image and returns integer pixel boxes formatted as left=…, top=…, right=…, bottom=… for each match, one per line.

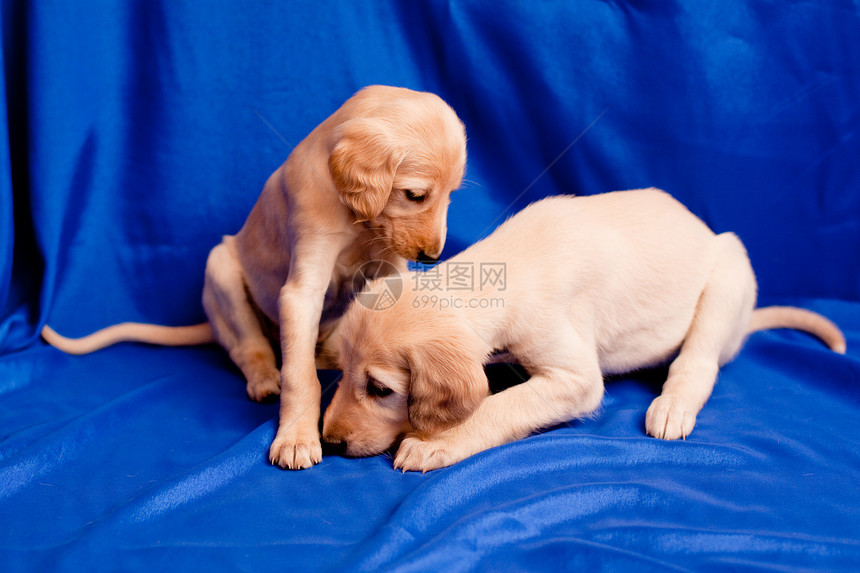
left=268, top=430, right=322, bottom=470
left=645, top=395, right=697, bottom=440
left=246, top=370, right=281, bottom=403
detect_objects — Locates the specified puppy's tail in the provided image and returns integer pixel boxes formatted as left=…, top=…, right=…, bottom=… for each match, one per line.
left=748, top=306, right=846, bottom=354
left=41, top=322, right=214, bottom=355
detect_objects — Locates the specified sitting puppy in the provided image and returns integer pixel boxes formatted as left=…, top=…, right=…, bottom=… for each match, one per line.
left=322, top=188, right=846, bottom=472
left=41, top=85, right=468, bottom=470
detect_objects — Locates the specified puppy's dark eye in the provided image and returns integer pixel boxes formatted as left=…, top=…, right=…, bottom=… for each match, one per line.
left=404, top=189, right=426, bottom=203
left=367, top=378, right=394, bottom=398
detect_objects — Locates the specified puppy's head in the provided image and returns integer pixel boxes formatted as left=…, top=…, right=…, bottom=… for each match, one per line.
left=329, top=86, right=467, bottom=262
left=322, top=297, right=488, bottom=457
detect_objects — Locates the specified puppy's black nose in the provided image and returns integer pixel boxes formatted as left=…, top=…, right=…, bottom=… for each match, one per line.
left=416, top=251, right=439, bottom=265
left=322, top=438, right=348, bottom=457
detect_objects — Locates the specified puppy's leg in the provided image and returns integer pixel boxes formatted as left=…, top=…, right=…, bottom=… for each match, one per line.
left=203, top=238, right=280, bottom=402
left=269, top=240, right=344, bottom=470
left=646, top=233, right=756, bottom=440
left=395, top=341, right=604, bottom=472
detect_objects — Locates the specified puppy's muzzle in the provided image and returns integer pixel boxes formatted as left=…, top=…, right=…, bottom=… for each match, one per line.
left=416, top=250, right=439, bottom=265
left=321, top=437, right=349, bottom=457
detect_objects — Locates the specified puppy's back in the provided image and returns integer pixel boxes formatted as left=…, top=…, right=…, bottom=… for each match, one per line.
left=458, top=189, right=725, bottom=370
left=462, top=188, right=715, bottom=273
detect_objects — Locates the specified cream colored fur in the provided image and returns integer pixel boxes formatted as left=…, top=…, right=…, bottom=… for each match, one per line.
left=322, top=188, right=846, bottom=472
left=42, top=85, right=467, bottom=470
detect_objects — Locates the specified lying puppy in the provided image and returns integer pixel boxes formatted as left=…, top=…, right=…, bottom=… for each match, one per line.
left=322, top=188, right=846, bottom=472
left=42, top=85, right=468, bottom=470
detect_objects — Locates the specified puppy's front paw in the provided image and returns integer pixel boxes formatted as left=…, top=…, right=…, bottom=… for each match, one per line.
left=269, top=427, right=322, bottom=470
left=646, top=395, right=697, bottom=440
left=393, top=434, right=463, bottom=473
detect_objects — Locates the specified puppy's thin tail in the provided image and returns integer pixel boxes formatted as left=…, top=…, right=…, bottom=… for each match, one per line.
left=41, top=322, right=214, bottom=355
left=748, top=306, right=846, bottom=354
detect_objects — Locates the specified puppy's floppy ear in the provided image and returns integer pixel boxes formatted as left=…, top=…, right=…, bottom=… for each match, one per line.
left=406, top=332, right=489, bottom=436
left=329, top=118, right=403, bottom=221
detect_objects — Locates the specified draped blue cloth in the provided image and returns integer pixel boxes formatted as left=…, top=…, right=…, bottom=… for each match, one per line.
left=2, top=1, right=859, bottom=570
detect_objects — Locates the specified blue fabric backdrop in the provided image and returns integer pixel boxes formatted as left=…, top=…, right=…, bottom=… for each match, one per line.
left=2, top=1, right=859, bottom=571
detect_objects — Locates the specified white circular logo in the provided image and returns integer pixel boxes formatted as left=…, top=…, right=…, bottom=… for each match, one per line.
left=354, top=260, right=403, bottom=311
